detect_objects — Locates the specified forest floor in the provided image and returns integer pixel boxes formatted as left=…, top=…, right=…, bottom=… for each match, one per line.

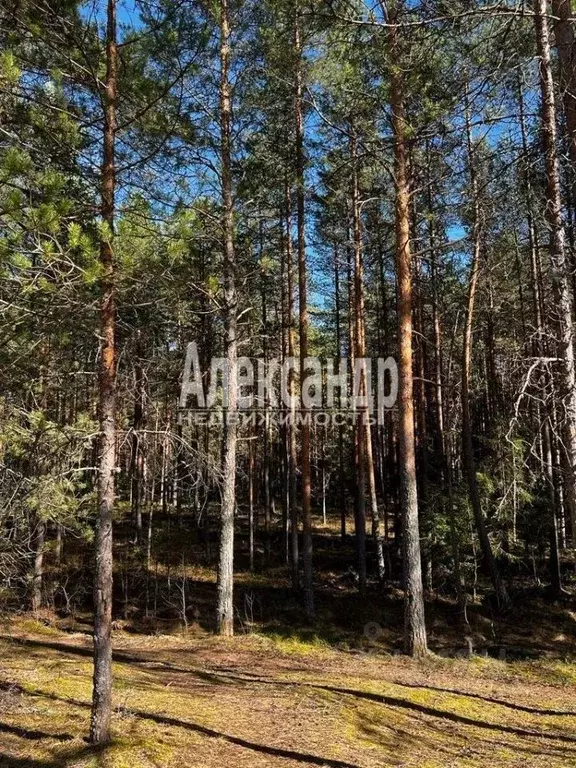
left=2, top=514, right=576, bottom=767
left=1, top=611, right=576, bottom=768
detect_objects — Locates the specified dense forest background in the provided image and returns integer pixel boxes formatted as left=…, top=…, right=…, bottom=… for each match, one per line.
left=2, top=0, right=576, bottom=746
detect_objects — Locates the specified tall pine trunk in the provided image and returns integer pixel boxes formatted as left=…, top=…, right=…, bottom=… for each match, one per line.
left=518, top=72, right=563, bottom=595
left=535, top=0, right=576, bottom=546
left=334, top=247, right=348, bottom=541
left=389, top=14, right=428, bottom=657
left=551, top=0, right=576, bottom=177
left=284, top=179, right=299, bottom=589
left=130, top=334, right=144, bottom=542
left=90, top=0, right=117, bottom=744
left=461, top=87, right=509, bottom=612
left=350, top=127, right=384, bottom=584
left=31, top=517, right=45, bottom=614
left=248, top=433, right=255, bottom=572
left=216, top=0, right=238, bottom=636
left=350, top=126, right=367, bottom=594
left=294, top=0, right=314, bottom=619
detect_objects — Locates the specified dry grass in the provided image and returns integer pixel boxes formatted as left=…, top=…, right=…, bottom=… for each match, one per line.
left=0, top=617, right=576, bottom=767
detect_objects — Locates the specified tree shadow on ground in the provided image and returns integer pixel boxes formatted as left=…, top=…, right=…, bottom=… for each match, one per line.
left=0, top=743, right=114, bottom=768
left=4, top=638, right=576, bottom=751
left=3, top=681, right=365, bottom=768
left=390, top=681, right=576, bottom=717
left=0, top=722, right=73, bottom=742
left=0, top=757, right=60, bottom=767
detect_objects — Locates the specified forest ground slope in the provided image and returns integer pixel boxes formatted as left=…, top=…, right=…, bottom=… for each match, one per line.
left=1, top=617, right=576, bottom=767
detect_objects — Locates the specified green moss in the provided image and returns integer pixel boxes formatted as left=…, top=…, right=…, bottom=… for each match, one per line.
left=18, top=618, right=61, bottom=636
left=259, top=630, right=332, bottom=656
left=2, top=622, right=576, bottom=768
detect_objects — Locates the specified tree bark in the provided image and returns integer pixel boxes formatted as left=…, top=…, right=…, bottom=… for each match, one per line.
left=55, top=522, right=63, bottom=567
left=426, top=140, right=445, bottom=466
left=535, top=0, right=576, bottom=546
left=350, top=126, right=367, bottom=594
left=90, top=0, right=117, bottom=745
left=248, top=433, right=255, bottom=572
left=261, top=282, right=272, bottom=562
left=130, top=335, right=145, bottom=542
left=216, top=0, right=238, bottom=636
left=294, top=1, right=314, bottom=619
left=518, top=71, right=563, bottom=595
left=461, top=86, right=510, bottom=612
left=31, top=517, right=45, bottom=614
left=375, top=223, right=393, bottom=575
left=284, top=177, right=299, bottom=589
left=413, top=237, right=431, bottom=589
left=334, top=247, right=347, bottom=541
left=551, top=0, right=576, bottom=179
left=389, top=15, right=428, bottom=658
left=350, top=130, right=385, bottom=584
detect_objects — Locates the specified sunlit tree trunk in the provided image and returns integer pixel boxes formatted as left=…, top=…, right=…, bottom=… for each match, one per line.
left=388, top=10, right=428, bottom=657
left=248, top=433, right=255, bottom=572
left=334, top=247, right=347, bottom=541
left=518, top=72, right=563, bottom=595
left=461, top=87, right=509, bottom=612
left=284, top=177, right=299, bottom=589
left=350, top=127, right=385, bottom=584
left=130, top=334, right=145, bottom=542
left=551, top=0, right=576, bottom=177
left=350, top=125, right=367, bottom=594
left=294, top=0, right=314, bottom=619
left=31, top=517, right=45, bottom=614
left=216, top=0, right=238, bottom=636
left=535, top=0, right=576, bottom=546
left=90, top=0, right=117, bottom=745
